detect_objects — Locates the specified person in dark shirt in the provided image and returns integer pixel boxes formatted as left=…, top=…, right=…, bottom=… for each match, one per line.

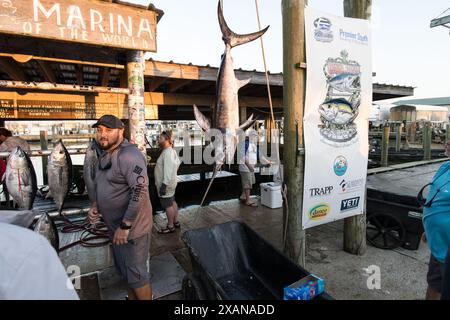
left=88, top=115, right=153, bottom=300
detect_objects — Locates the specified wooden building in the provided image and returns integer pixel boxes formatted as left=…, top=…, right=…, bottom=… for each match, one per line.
left=0, top=0, right=414, bottom=131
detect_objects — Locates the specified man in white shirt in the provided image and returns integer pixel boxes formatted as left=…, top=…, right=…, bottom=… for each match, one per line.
left=239, top=131, right=271, bottom=207
left=0, top=222, right=79, bottom=300
left=0, top=128, right=31, bottom=154
left=155, top=131, right=181, bottom=234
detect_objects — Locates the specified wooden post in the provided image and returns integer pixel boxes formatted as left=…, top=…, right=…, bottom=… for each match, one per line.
left=395, top=123, right=403, bottom=152
left=445, top=123, right=450, bottom=146
left=239, top=107, right=247, bottom=127
left=282, top=0, right=307, bottom=267
left=423, top=121, right=432, bottom=161
left=40, top=130, right=49, bottom=185
left=410, top=122, right=417, bottom=144
left=126, top=51, right=147, bottom=158
left=381, top=124, right=390, bottom=167
left=343, top=0, right=371, bottom=256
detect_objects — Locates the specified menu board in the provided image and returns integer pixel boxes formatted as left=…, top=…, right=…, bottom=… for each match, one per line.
left=0, top=99, right=159, bottom=120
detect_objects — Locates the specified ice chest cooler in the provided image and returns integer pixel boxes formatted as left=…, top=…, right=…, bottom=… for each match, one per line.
left=260, top=182, right=282, bottom=209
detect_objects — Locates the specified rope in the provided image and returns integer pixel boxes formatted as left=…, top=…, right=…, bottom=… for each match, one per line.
left=249, top=107, right=284, bottom=115
left=255, top=0, right=276, bottom=127
left=434, top=7, right=450, bottom=19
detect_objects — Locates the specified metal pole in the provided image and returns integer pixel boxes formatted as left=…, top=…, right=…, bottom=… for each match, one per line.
left=282, top=0, right=307, bottom=267
left=127, top=51, right=147, bottom=158
left=381, top=124, right=390, bottom=167
left=423, top=121, right=432, bottom=160
left=343, top=0, right=371, bottom=256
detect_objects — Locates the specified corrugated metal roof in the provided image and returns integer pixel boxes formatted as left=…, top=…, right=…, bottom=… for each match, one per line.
left=392, top=104, right=449, bottom=112
left=394, top=97, right=450, bottom=106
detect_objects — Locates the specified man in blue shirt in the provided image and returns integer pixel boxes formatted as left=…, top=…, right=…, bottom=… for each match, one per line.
left=422, top=141, right=450, bottom=299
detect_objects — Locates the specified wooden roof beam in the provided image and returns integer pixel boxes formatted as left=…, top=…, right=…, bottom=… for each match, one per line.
left=36, top=60, right=56, bottom=83
left=169, top=79, right=192, bottom=93
left=144, top=92, right=283, bottom=108
left=145, top=60, right=283, bottom=86
left=148, top=77, right=167, bottom=92
left=187, top=81, right=213, bottom=94
left=0, top=57, right=26, bottom=81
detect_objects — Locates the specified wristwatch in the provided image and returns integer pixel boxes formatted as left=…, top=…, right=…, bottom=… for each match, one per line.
left=120, top=222, right=132, bottom=230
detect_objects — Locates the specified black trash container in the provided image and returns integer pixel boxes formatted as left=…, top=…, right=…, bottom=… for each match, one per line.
left=182, top=221, right=333, bottom=300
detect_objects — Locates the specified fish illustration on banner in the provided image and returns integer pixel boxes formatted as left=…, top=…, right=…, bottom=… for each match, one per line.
left=319, top=50, right=362, bottom=144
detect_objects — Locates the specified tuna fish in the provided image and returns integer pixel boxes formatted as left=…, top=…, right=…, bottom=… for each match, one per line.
left=47, top=140, right=72, bottom=215
left=34, top=212, right=59, bottom=252
left=328, top=73, right=360, bottom=93
left=4, top=147, right=37, bottom=210
left=83, top=140, right=101, bottom=204
left=319, top=98, right=355, bottom=125
left=193, top=1, right=269, bottom=206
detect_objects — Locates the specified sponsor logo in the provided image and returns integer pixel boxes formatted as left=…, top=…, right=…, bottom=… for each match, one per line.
left=333, top=156, right=348, bottom=176
left=339, top=178, right=364, bottom=193
left=309, top=186, right=333, bottom=197
left=133, top=165, right=143, bottom=175
left=314, top=17, right=333, bottom=43
left=308, top=203, right=331, bottom=220
left=340, top=197, right=360, bottom=212
left=339, top=29, right=369, bottom=45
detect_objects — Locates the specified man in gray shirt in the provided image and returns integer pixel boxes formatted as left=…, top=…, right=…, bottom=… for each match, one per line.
left=88, top=115, right=153, bottom=300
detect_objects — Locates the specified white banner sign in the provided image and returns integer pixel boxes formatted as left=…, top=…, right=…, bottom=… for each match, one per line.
left=302, top=7, right=372, bottom=229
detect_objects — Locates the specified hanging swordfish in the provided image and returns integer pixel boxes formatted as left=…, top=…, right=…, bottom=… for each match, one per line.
left=193, top=1, right=269, bottom=206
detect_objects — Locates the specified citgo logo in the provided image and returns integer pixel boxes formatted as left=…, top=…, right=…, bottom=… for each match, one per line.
left=308, top=204, right=331, bottom=220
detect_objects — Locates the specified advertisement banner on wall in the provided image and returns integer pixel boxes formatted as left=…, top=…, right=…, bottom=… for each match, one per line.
left=302, top=7, right=372, bottom=229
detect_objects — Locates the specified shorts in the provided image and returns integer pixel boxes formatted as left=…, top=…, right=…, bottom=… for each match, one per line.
left=111, top=232, right=151, bottom=289
left=240, top=171, right=256, bottom=190
left=160, top=196, right=175, bottom=209
left=427, top=254, right=444, bottom=293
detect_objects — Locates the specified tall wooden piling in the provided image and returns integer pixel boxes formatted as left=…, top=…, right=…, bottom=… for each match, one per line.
left=423, top=122, right=432, bottom=161
left=40, top=130, right=49, bottom=185
left=343, top=0, right=371, bottom=256
left=446, top=123, right=450, bottom=146
left=282, top=0, right=307, bottom=267
left=381, top=124, right=390, bottom=167
left=395, top=123, right=403, bottom=152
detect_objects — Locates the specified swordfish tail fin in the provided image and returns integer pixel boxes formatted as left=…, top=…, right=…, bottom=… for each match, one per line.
left=218, top=0, right=269, bottom=48
left=199, top=163, right=222, bottom=207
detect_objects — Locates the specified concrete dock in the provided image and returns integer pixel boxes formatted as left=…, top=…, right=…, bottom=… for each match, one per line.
left=62, top=195, right=430, bottom=300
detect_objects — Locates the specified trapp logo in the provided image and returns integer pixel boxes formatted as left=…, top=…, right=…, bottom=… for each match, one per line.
left=309, top=186, right=333, bottom=197
left=308, top=204, right=330, bottom=220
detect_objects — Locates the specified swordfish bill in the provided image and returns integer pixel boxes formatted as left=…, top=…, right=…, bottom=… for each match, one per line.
left=193, top=1, right=269, bottom=206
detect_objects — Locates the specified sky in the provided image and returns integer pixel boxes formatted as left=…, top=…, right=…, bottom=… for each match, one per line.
left=129, top=0, right=450, bottom=100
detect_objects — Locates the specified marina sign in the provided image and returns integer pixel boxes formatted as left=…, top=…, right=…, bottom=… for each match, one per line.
left=0, top=0, right=158, bottom=51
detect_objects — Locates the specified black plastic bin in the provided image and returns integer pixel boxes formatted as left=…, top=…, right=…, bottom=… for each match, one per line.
left=181, top=221, right=333, bottom=300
